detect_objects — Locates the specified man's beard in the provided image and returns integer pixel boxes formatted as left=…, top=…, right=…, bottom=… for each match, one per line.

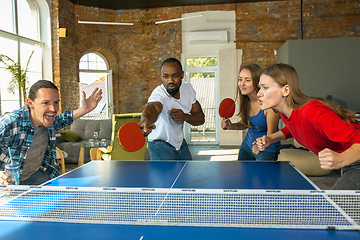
left=166, top=83, right=181, bottom=96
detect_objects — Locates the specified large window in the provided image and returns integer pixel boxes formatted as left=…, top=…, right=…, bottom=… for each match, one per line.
left=79, top=53, right=113, bottom=120
left=0, top=0, right=48, bottom=115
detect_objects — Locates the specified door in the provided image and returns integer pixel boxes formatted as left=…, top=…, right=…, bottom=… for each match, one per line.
left=184, top=56, right=219, bottom=145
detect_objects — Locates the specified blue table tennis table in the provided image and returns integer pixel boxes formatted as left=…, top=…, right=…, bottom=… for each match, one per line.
left=0, top=160, right=359, bottom=240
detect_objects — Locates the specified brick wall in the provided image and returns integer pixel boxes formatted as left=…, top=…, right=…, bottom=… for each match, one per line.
left=52, top=0, right=360, bottom=113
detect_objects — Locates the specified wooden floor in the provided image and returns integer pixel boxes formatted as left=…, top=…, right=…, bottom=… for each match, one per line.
left=190, top=145, right=239, bottom=161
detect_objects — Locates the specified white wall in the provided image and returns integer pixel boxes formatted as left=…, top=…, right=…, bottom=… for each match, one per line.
left=277, top=37, right=360, bottom=112
left=182, top=11, right=243, bottom=146
left=219, top=49, right=243, bottom=146
left=182, top=11, right=236, bottom=55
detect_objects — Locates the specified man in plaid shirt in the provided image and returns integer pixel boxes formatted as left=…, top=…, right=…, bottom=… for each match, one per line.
left=0, top=80, right=102, bottom=185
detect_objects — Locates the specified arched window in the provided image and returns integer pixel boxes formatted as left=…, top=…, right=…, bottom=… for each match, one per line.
left=0, top=0, right=51, bottom=114
left=79, top=53, right=108, bottom=71
left=79, top=52, right=113, bottom=120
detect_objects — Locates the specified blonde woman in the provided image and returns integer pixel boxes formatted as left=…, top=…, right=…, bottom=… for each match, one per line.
left=253, top=63, right=360, bottom=190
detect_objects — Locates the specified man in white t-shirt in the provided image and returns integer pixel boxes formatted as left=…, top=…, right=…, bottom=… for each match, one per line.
left=139, top=58, right=205, bottom=160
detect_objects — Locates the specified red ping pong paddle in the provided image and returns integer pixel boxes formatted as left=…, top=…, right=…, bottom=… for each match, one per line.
left=118, top=122, right=155, bottom=152
left=219, top=98, right=235, bottom=119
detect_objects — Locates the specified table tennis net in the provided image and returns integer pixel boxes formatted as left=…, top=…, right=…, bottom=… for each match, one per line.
left=0, top=186, right=359, bottom=230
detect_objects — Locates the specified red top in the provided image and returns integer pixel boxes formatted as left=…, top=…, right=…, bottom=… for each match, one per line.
left=280, top=100, right=360, bottom=155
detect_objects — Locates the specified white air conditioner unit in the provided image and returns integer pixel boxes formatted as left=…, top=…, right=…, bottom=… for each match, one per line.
left=188, top=30, right=229, bottom=44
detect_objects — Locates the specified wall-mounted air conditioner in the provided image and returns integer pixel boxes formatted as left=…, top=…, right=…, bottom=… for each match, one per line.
left=188, top=30, right=229, bottom=44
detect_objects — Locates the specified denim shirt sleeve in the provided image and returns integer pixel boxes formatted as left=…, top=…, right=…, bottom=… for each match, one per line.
left=0, top=110, right=24, bottom=170
left=53, top=110, right=74, bottom=131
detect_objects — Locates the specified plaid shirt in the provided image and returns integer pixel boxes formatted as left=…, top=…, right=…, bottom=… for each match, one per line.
left=0, top=104, right=73, bottom=179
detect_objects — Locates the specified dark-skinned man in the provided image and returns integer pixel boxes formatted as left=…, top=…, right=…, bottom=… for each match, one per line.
left=139, top=58, right=205, bottom=160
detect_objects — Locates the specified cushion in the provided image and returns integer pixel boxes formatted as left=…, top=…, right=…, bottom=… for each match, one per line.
left=278, top=148, right=331, bottom=176
left=60, top=130, right=82, bottom=142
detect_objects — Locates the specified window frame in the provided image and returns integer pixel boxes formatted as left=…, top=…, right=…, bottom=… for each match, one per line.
left=0, top=0, right=51, bottom=115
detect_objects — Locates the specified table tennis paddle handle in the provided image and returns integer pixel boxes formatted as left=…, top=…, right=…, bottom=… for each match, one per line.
left=141, top=124, right=156, bottom=136
left=221, top=117, right=231, bottom=130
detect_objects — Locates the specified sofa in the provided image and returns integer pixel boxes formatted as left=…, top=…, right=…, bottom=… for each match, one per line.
left=56, top=119, right=112, bottom=164
left=278, top=138, right=331, bottom=176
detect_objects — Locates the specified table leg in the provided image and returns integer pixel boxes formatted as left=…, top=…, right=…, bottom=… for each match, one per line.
left=78, top=147, right=85, bottom=166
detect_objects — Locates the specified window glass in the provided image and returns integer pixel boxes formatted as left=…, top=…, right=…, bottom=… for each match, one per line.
left=0, top=37, right=19, bottom=112
left=0, top=0, right=42, bottom=114
left=79, top=72, right=107, bottom=85
left=88, top=53, right=97, bottom=62
left=185, top=57, right=218, bottom=144
left=79, top=54, right=89, bottom=70
left=20, top=42, right=41, bottom=72
left=26, top=71, right=42, bottom=89
left=17, top=0, right=39, bottom=40
left=190, top=72, right=215, bottom=78
left=0, top=36, right=18, bottom=61
left=189, top=72, right=216, bottom=143
left=0, top=0, right=15, bottom=33
left=0, top=70, right=17, bottom=101
left=186, top=57, right=218, bottom=67
left=79, top=61, right=87, bottom=70
left=97, top=61, right=107, bottom=70
left=80, top=53, right=107, bottom=71
left=0, top=68, right=22, bottom=112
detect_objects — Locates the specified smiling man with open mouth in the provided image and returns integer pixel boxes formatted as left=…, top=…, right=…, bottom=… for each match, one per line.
left=0, top=80, right=102, bottom=185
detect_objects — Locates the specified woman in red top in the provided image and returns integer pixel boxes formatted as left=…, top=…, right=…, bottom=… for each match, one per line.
left=253, top=63, right=360, bottom=190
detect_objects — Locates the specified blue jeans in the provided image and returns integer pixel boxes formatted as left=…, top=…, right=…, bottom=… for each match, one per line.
left=20, top=169, right=51, bottom=185
left=238, top=141, right=279, bottom=161
left=148, top=139, right=192, bottom=160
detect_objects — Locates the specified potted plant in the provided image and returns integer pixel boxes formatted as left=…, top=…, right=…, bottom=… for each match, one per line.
left=0, top=44, right=39, bottom=107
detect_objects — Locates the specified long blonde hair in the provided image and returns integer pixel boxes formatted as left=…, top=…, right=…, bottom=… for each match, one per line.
left=235, top=64, right=262, bottom=127
left=261, top=63, right=356, bottom=123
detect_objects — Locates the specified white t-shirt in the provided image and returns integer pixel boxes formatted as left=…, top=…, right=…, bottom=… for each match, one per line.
left=148, top=82, right=196, bottom=150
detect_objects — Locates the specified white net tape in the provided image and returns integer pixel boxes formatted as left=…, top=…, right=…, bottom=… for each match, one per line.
left=0, top=186, right=359, bottom=230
